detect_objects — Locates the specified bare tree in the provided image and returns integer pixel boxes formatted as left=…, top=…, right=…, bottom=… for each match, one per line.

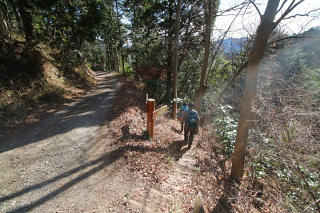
left=166, top=0, right=174, bottom=98
left=172, top=0, right=182, bottom=119
left=194, top=0, right=218, bottom=113
left=231, top=0, right=318, bottom=182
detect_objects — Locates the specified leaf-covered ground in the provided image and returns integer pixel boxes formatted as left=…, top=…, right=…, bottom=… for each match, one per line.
left=0, top=75, right=285, bottom=212
left=105, top=79, right=286, bottom=212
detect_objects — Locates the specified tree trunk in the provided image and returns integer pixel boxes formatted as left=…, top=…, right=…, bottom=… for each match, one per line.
left=166, top=0, right=174, bottom=98
left=194, top=0, right=214, bottom=113
left=0, top=9, right=9, bottom=39
left=115, top=44, right=119, bottom=72
left=51, top=20, right=57, bottom=41
left=122, top=54, right=125, bottom=75
left=177, top=19, right=191, bottom=68
left=132, top=1, right=139, bottom=80
left=1, top=1, right=12, bottom=36
left=231, top=0, right=280, bottom=182
left=171, top=0, right=181, bottom=119
left=8, top=0, right=23, bottom=33
left=17, top=0, right=34, bottom=43
left=115, top=0, right=123, bottom=74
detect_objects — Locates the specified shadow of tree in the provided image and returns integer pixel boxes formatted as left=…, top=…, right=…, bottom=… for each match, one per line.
left=118, top=124, right=188, bottom=161
left=0, top=75, right=146, bottom=153
left=0, top=74, right=120, bottom=153
left=171, top=126, right=182, bottom=134
left=0, top=77, right=188, bottom=212
left=1, top=128, right=188, bottom=212
left=3, top=149, right=123, bottom=213
left=118, top=124, right=149, bottom=142
left=166, top=139, right=188, bottom=160
left=210, top=178, right=239, bottom=213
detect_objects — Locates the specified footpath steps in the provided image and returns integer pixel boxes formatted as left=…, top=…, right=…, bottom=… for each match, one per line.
left=128, top=147, right=198, bottom=213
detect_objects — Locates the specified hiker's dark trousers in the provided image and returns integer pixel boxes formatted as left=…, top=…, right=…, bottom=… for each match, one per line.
left=184, top=127, right=195, bottom=148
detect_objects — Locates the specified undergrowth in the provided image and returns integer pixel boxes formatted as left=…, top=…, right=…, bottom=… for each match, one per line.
left=209, top=102, right=320, bottom=212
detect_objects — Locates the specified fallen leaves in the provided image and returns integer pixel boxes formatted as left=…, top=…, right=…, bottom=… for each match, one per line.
left=102, top=80, right=216, bottom=212
left=103, top=81, right=185, bottom=186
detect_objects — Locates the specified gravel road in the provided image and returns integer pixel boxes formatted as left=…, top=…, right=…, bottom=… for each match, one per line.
left=0, top=73, right=139, bottom=212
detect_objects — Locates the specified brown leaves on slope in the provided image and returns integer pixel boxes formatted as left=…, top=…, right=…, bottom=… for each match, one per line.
left=194, top=128, right=284, bottom=212
left=106, top=79, right=184, bottom=184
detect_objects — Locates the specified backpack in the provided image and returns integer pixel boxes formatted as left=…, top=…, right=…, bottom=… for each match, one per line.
left=186, top=110, right=199, bottom=128
left=177, top=106, right=188, bottom=121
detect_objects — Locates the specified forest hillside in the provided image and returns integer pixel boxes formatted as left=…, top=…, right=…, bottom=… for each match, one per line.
left=0, top=39, right=96, bottom=130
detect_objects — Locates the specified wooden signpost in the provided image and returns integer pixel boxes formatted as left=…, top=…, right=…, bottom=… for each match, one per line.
left=147, top=99, right=155, bottom=138
left=154, top=105, right=168, bottom=118
left=146, top=98, right=168, bottom=138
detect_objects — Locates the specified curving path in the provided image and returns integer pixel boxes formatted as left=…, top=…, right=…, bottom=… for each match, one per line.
left=0, top=73, right=138, bottom=212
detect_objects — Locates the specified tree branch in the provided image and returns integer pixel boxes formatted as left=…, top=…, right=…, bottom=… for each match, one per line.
left=206, top=0, right=247, bottom=84
left=274, top=0, right=305, bottom=27
left=215, top=61, right=248, bottom=103
left=277, top=0, right=289, bottom=13
left=177, top=55, right=201, bottom=94
left=241, top=0, right=251, bottom=19
left=249, top=0, right=262, bottom=19
left=267, top=35, right=307, bottom=45
left=282, top=7, right=320, bottom=20
left=217, top=1, right=248, bottom=16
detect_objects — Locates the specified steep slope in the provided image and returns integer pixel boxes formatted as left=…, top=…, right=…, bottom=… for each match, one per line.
left=0, top=40, right=96, bottom=131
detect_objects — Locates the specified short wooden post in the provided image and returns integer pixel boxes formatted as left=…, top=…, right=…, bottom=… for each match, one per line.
left=147, top=99, right=155, bottom=138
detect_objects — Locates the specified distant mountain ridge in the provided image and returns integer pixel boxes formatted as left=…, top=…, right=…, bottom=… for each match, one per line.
left=219, top=37, right=247, bottom=54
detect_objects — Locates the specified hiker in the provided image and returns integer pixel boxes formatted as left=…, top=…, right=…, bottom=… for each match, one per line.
left=177, top=102, right=189, bottom=133
left=184, top=102, right=199, bottom=149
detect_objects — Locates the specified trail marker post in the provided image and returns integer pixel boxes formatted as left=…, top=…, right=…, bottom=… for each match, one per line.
left=147, top=99, right=155, bottom=138
left=146, top=98, right=168, bottom=139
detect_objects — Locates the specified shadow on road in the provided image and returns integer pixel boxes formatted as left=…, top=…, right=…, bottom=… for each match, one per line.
left=210, top=179, right=237, bottom=213
left=0, top=74, right=144, bottom=153
left=117, top=124, right=188, bottom=160
left=1, top=138, right=188, bottom=212
left=0, top=75, right=187, bottom=212
left=2, top=148, right=122, bottom=213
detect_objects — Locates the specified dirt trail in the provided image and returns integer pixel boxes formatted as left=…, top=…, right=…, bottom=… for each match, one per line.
left=0, top=73, right=138, bottom=212
left=0, top=73, right=200, bottom=213
left=128, top=148, right=198, bottom=212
